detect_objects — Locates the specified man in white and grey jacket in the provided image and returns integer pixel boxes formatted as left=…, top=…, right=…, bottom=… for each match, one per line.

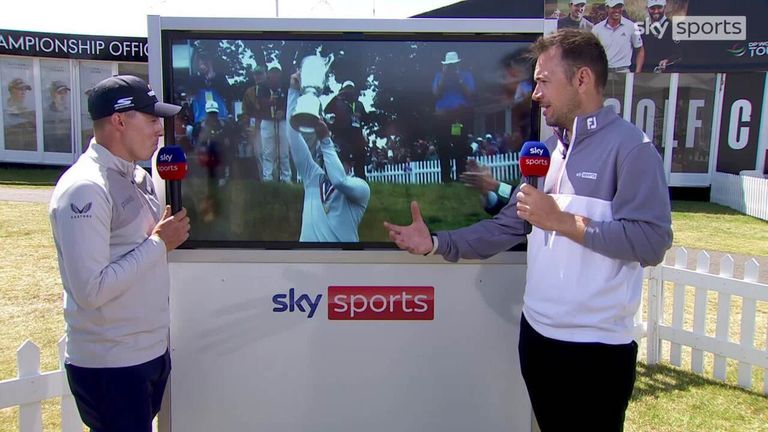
left=49, top=75, right=189, bottom=432
left=385, top=29, right=672, bottom=431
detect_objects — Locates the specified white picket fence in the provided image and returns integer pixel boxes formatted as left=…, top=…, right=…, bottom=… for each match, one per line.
left=364, top=153, right=521, bottom=184
left=1, top=247, right=766, bottom=430
left=0, top=336, right=82, bottom=432
left=711, top=171, right=768, bottom=221
left=639, top=247, right=768, bottom=395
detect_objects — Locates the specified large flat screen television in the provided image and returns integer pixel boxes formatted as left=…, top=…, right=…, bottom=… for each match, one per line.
left=158, top=18, right=540, bottom=249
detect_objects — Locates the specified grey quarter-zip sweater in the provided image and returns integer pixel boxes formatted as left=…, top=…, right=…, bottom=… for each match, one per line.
left=49, top=141, right=169, bottom=367
left=435, top=106, right=672, bottom=344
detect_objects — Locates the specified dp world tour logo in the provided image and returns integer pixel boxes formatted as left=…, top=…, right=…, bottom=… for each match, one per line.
left=728, top=41, right=768, bottom=58
left=728, top=43, right=747, bottom=57
left=70, top=202, right=93, bottom=219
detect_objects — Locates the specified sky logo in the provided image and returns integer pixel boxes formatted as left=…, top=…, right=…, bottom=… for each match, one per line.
left=272, top=288, right=322, bottom=318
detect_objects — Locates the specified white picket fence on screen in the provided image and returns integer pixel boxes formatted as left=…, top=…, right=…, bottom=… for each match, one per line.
left=0, top=336, right=83, bottom=432
left=710, top=171, right=768, bottom=221
left=482, top=153, right=522, bottom=183
left=364, top=153, right=521, bottom=184
left=365, top=159, right=445, bottom=184
left=638, top=247, right=768, bottom=395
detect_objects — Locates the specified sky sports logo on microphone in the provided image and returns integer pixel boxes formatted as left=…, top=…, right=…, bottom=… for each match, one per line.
left=519, top=141, right=550, bottom=178
left=156, top=146, right=187, bottom=181
left=272, top=286, right=434, bottom=320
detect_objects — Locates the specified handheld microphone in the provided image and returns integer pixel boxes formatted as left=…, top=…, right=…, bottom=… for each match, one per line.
left=519, top=141, right=551, bottom=235
left=156, top=145, right=188, bottom=214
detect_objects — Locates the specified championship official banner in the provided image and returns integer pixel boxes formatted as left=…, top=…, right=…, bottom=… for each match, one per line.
left=0, top=29, right=148, bottom=62
left=545, top=0, right=768, bottom=73
left=716, top=72, right=765, bottom=175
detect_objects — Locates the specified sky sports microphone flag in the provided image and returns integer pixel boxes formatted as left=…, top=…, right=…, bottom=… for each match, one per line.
left=519, top=141, right=550, bottom=187
left=156, top=145, right=188, bottom=213
left=519, top=141, right=551, bottom=235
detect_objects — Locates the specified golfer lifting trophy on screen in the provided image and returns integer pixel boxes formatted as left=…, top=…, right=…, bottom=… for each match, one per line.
left=290, top=54, right=334, bottom=131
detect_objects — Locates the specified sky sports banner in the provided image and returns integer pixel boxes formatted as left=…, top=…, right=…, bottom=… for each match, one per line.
left=0, top=29, right=148, bottom=62
left=170, top=261, right=530, bottom=431
left=272, top=286, right=435, bottom=320
left=545, top=0, right=768, bottom=73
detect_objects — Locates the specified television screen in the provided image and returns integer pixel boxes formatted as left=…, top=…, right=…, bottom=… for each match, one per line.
left=161, top=25, right=538, bottom=248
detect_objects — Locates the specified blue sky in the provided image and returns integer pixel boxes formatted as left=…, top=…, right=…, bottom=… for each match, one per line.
left=2, top=0, right=459, bottom=37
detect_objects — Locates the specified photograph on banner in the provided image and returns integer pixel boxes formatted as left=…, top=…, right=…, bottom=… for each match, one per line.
left=165, top=34, right=536, bottom=247
left=1, top=57, right=37, bottom=151
left=41, top=59, right=72, bottom=153
left=79, top=62, right=113, bottom=152
left=545, top=0, right=768, bottom=73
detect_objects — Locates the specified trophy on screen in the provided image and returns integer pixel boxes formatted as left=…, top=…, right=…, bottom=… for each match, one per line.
left=290, top=54, right=334, bottom=131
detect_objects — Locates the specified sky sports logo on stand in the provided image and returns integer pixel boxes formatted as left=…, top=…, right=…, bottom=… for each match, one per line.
left=635, top=16, right=746, bottom=41
left=272, top=286, right=434, bottom=320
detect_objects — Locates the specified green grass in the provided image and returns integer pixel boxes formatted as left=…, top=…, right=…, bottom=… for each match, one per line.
left=627, top=362, right=768, bottom=432
left=183, top=179, right=489, bottom=242
left=1, top=191, right=767, bottom=431
left=361, top=182, right=490, bottom=238
left=0, top=166, right=66, bottom=187
left=672, top=201, right=768, bottom=256
left=0, top=202, right=67, bottom=432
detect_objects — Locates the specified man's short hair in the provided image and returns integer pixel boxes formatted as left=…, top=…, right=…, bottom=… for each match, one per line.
left=529, top=29, right=608, bottom=91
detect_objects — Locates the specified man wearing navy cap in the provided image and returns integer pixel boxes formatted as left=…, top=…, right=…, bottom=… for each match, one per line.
left=49, top=75, right=190, bottom=432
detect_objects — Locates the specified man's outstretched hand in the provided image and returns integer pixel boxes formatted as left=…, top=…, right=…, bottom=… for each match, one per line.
left=460, top=159, right=500, bottom=195
left=383, top=201, right=433, bottom=255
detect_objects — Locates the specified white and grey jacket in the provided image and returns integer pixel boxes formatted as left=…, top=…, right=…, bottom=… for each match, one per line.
left=435, top=106, right=672, bottom=344
left=49, top=141, right=169, bottom=367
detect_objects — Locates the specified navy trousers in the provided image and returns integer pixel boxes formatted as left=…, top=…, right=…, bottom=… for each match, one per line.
left=518, top=314, right=638, bottom=432
left=65, top=350, right=171, bottom=432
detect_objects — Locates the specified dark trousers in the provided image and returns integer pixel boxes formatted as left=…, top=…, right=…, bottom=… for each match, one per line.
left=434, top=109, right=472, bottom=183
left=65, top=350, right=171, bottom=432
left=518, top=314, right=637, bottom=432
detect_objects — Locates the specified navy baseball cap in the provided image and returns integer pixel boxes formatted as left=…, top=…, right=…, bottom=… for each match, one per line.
left=87, top=75, right=181, bottom=120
